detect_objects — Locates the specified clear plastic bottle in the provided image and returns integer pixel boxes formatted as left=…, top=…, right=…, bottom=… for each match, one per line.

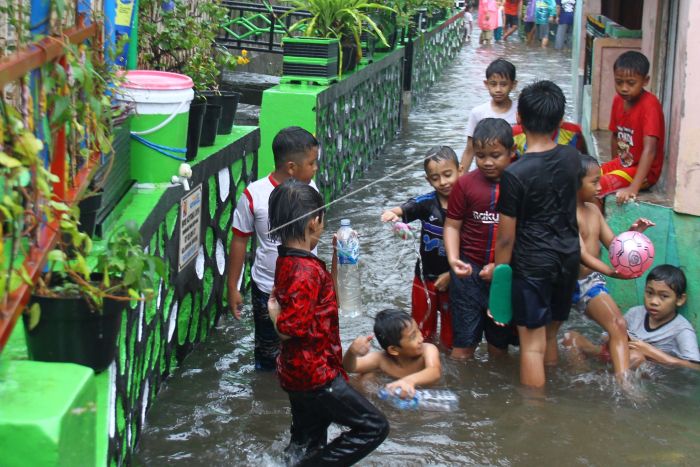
left=378, top=388, right=458, bottom=412
left=336, top=219, right=362, bottom=317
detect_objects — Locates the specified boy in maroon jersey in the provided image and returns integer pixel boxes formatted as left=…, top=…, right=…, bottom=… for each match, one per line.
left=267, top=179, right=389, bottom=466
left=444, top=118, right=517, bottom=361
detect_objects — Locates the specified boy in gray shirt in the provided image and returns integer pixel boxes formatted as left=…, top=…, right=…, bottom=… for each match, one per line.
left=564, top=265, right=700, bottom=370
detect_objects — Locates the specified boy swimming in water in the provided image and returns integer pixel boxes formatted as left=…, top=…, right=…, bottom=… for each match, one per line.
left=344, top=309, right=442, bottom=399
left=564, top=265, right=700, bottom=370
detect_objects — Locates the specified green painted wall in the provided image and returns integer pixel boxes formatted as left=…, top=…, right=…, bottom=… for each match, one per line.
left=605, top=201, right=700, bottom=335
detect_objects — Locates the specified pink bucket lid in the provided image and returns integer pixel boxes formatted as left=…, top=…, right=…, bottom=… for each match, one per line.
left=121, top=70, right=193, bottom=90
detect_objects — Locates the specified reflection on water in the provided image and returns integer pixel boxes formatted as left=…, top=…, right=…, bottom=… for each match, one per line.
left=135, top=36, right=700, bottom=466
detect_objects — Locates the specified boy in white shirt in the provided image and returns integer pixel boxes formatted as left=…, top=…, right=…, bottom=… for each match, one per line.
left=461, top=58, right=518, bottom=170
left=227, top=126, right=319, bottom=370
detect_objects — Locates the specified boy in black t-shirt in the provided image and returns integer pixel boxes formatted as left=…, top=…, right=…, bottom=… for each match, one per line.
left=493, top=81, right=581, bottom=388
left=381, top=146, right=463, bottom=350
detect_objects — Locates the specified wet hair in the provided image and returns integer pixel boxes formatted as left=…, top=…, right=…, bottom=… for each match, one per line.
left=272, top=126, right=319, bottom=168
left=614, top=51, right=650, bottom=77
left=472, top=118, right=514, bottom=150
left=423, top=145, right=459, bottom=172
left=517, top=80, right=566, bottom=134
left=374, top=309, right=413, bottom=351
left=579, top=154, right=600, bottom=182
left=268, top=179, right=324, bottom=244
left=646, top=265, right=687, bottom=297
left=485, top=58, right=516, bottom=81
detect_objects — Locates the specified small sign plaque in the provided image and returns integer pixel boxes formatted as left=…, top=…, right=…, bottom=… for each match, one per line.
left=178, top=184, right=202, bottom=272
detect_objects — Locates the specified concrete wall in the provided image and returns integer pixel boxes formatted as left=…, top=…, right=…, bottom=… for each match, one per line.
left=672, top=0, right=700, bottom=215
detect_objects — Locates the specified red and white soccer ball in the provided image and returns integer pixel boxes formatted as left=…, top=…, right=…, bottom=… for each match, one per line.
left=608, top=231, right=655, bottom=279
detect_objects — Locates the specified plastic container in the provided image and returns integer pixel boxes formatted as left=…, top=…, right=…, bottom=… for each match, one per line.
left=115, top=70, right=194, bottom=183
left=336, top=219, right=362, bottom=317
left=378, top=388, right=459, bottom=412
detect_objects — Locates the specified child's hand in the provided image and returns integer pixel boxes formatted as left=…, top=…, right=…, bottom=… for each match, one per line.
left=381, top=210, right=400, bottom=223
left=349, top=334, right=374, bottom=357
left=434, top=272, right=450, bottom=292
left=229, top=289, right=243, bottom=320
left=615, top=187, right=638, bottom=205
left=629, top=217, right=655, bottom=233
left=449, top=258, right=473, bottom=278
left=385, top=379, right=416, bottom=399
left=487, top=309, right=508, bottom=327
left=267, top=288, right=281, bottom=323
left=628, top=339, right=654, bottom=356
left=332, top=233, right=338, bottom=252
left=479, top=263, right=495, bottom=282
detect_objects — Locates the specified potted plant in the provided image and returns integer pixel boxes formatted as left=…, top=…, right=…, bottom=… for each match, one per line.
left=138, top=0, right=249, bottom=150
left=24, top=219, right=165, bottom=372
left=283, top=0, right=395, bottom=74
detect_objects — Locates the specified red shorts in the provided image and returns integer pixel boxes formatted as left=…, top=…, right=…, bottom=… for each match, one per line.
left=599, top=159, right=653, bottom=196
left=411, top=276, right=452, bottom=349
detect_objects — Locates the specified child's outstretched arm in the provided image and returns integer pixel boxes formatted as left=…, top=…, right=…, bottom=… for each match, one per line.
left=381, top=207, right=403, bottom=223
left=628, top=340, right=700, bottom=370
left=343, top=335, right=382, bottom=373
left=616, top=135, right=658, bottom=204
left=598, top=210, right=655, bottom=253
left=461, top=138, right=474, bottom=171
left=385, top=343, right=441, bottom=398
left=445, top=217, right=472, bottom=278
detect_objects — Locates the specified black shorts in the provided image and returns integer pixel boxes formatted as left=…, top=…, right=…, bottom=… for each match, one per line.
left=524, top=21, right=535, bottom=33
left=511, top=254, right=579, bottom=329
left=505, top=14, right=518, bottom=28
left=450, top=259, right=518, bottom=349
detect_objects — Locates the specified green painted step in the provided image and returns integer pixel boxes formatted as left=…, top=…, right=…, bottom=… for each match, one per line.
left=0, top=360, right=97, bottom=467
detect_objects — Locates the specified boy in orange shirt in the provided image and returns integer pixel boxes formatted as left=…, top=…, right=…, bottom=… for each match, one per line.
left=601, top=51, right=665, bottom=204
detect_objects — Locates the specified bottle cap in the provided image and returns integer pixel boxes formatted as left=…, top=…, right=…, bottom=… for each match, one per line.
left=340, top=219, right=351, bottom=226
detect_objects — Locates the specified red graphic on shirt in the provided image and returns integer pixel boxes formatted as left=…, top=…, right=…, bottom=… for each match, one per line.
left=274, top=251, right=346, bottom=391
left=615, top=125, right=635, bottom=167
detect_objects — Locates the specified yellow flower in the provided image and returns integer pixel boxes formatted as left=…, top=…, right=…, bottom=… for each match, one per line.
left=237, top=57, right=246, bottom=65
left=241, top=49, right=248, bottom=57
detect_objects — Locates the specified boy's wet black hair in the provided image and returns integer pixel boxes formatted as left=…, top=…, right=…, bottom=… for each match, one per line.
left=646, top=264, right=687, bottom=297
left=579, top=153, right=600, bottom=182
left=423, top=145, right=459, bottom=172
left=485, top=58, right=516, bottom=81
left=374, top=309, right=413, bottom=351
left=613, top=51, right=650, bottom=77
left=517, top=80, right=566, bottom=134
left=268, top=179, right=324, bottom=244
left=473, top=118, right=514, bottom=151
left=272, top=126, right=319, bottom=168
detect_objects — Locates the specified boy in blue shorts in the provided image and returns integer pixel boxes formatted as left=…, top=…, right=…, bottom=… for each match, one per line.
left=494, top=81, right=581, bottom=388
left=444, top=118, right=517, bottom=361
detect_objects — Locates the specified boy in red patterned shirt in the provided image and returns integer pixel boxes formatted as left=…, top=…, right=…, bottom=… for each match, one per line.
left=267, top=179, right=389, bottom=466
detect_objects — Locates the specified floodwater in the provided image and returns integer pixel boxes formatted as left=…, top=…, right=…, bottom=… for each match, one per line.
left=135, top=34, right=700, bottom=466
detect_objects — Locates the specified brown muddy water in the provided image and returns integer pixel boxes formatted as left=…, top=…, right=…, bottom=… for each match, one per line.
left=135, top=34, right=700, bottom=466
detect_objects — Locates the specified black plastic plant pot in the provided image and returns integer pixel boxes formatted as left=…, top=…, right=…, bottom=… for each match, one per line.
left=200, top=91, right=241, bottom=135
left=341, top=43, right=359, bottom=72
left=78, top=192, right=103, bottom=237
left=23, top=294, right=124, bottom=373
left=200, top=104, right=223, bottom=147
left=186, top=97, right=207, bottom=160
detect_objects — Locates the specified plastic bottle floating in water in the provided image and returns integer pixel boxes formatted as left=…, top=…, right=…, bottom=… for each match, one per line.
left=392, top=222, right=413, bottom=240
left=378, top=388, right=458, bottom=412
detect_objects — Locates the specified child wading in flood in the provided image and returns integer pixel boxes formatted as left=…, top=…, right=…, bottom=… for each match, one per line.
left=492, top=80, right=580, bottom=388
left=381, top=146, right=463, bottom=351
left=564, top=265, right=700, bottom=370
left=267, top=179, right=388, bottom=466
left=570, top=154, right=655, bottom=379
